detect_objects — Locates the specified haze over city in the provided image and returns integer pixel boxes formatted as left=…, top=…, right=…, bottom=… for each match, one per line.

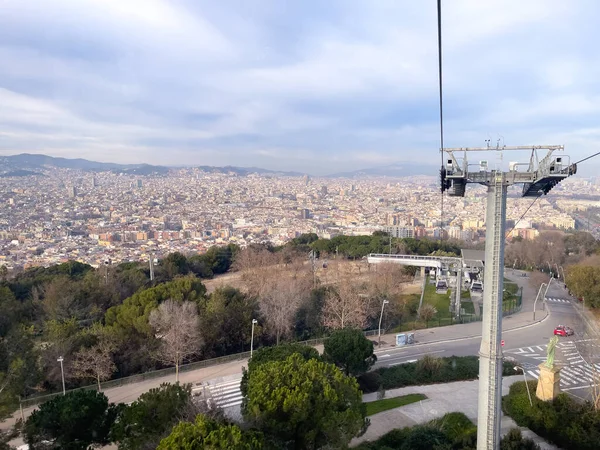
left=2, top=0, right=600, bottom=174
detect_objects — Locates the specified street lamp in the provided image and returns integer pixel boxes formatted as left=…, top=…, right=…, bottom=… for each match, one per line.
left=57, top=356, right=66, bottom=395
left=250, top=319, right=258, bottom=358
left=554, top=263, right=560, bottom=279
left=378, top=300, right=390, bottom=345
left=514, top=366, right=533, bottom=406
left=533, top=283, right=547, bottom=321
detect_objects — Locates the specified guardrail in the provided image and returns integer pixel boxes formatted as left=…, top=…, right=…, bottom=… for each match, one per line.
left=20, top=328, right=381, bottom=409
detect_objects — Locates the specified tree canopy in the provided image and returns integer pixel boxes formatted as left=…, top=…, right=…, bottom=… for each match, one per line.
left=157, top=414, right=263, bottom=450
left=24, top=390, right=119, bottom=450
left=323, top=328, right=377, bottom=376
left=110, top=383, right=192, bottom=450
left=243, top=353, right=368, bottom=449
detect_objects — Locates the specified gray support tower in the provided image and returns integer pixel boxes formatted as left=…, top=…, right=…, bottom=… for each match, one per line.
left=441, top=144, right=576, bottom=450
left=477, top=174, right=507, bottom=448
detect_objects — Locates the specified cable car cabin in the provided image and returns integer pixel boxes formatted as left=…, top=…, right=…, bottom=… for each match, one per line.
left=435, top=279, right=448, bottom=293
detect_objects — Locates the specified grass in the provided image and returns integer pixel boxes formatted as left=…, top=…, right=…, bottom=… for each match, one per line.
left=364, top=393, right=427, bottom=416
left=461, top=300, right=475, bottom=314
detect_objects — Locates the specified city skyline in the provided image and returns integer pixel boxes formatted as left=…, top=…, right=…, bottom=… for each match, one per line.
left=2, top=1, right=600, bottom=174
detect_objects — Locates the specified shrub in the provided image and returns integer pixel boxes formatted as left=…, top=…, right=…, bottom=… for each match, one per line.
left=500, top=428, right=540, bottom=450
left=358, top=356, right=480, bottom=393
left=502, top=381, right=600, bottom=450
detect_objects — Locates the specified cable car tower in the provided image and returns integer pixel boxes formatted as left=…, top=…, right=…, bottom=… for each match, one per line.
left=440, top=143, right=576, bottom=450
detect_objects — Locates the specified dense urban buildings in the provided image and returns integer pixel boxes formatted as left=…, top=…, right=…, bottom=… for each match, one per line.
left=0, top=168, right=595, bottom=270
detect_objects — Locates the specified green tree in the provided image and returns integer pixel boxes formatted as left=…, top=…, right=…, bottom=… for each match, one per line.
left=105, top=276, right=206, bottom=336
left=110, top=383, right=192, bottom=450
left=161, top=252, right=190, bottom=279
left=157, top=414, right=263, bottom=450
left=240, top=343, right=320, bottom=398
left=24, top=390, right=119, bottom=450
left=566, top=265, right=600, bottom=308
left=0, top=286, right=21, bottom=337
left=243, top=353, right=368, bottom=449
left=202, top=287, right=260, bottom=357
left=323, top=328, right=376, bottom=376
left=0, top=326, right=40, bottom=420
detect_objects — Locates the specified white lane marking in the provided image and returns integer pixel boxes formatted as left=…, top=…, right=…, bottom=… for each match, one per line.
left=380, top=354, right=391, bottom=358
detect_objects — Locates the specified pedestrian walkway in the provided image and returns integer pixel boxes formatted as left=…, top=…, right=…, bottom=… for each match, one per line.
left=352, top=376, right=558, bottom=449
left=545, top=297, right=571, bottom=303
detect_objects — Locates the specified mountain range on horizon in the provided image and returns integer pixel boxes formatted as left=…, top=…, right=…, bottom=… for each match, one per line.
left=0, top=153, right=438, bottom=179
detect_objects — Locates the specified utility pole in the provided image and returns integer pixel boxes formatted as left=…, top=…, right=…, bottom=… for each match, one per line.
left=149, top=254, right=154, bottom=281
left=441, top=144, right=575, bottom=450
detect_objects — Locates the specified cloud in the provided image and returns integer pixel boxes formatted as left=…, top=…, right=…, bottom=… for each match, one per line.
left=0, top=0, right=600, bottom=175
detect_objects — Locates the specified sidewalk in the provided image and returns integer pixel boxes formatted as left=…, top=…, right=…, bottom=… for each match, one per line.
left=352, top=376, right=558, bottom=449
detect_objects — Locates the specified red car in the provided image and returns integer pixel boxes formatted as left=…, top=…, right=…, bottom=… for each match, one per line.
left=554, top=325, right=574, bottom=337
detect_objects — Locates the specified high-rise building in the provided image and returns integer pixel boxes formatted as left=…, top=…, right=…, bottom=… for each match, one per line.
left=301, top=209, right=311, bottom=220
left=321, top=185, right=328, bottom=195
left=69, top=186, right=77, bottom=198
left=384, top=226, right=414, bottom=238
left=137, top=179, right=143, bottom=188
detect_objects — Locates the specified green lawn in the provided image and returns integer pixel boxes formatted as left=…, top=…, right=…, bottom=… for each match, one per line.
left=422, top=282, right=452, bottom=318
left=364, top=393, right=427, bottom=416
left=461, top=300, right=475, bottom=314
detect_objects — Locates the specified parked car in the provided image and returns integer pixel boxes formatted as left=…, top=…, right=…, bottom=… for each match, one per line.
left=553, top=325, right=574, bottom=337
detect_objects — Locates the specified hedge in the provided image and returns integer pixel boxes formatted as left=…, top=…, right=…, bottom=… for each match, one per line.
left=502, top=380, right=600, bottom=450
left=358, top=355, right=518, bottom=393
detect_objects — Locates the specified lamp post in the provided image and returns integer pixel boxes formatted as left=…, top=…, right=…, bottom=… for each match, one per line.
left=533, top=283, right=547, bottom=321
left=554, top=263, right=560, bottom=279
left=57, top=356, right=66, bottom=395
left=378, top=300, right=390, bottom=345
left=514, top=366, right=533, bottom=406
left=250, top=319, right=258, bottom=358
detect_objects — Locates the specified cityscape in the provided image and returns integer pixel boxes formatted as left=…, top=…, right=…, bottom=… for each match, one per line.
left=0, top=162, right=598, bottom=271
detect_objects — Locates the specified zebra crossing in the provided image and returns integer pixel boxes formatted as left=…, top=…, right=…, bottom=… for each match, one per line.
left=545, top=297, right=571, bottom=303
left=192, top=377, right=243, bottom=409
left=505, top=341, right=585, bottom=365
left=522, top=363, right=600, bottom=391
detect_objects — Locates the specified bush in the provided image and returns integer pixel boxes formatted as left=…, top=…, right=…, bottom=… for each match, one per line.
left=503, top=381, right=600, bottom=450
left=358, top=356, right=480, bottom=393
left=355, top=412, right=475, bottom=450
left=500, top=428, right=540, bottom=450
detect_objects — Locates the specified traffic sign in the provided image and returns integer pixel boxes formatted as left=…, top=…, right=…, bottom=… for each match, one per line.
left=501, top=340, right=505, bottom=347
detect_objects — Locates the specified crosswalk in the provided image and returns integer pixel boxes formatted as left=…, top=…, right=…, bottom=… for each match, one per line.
left=522, top=363, right=600, bottom=391
left=192, top=377, right=243, bottom=409
left=545, top=297, right=570, bottom=303
left=505, top=341, right=586, bottom=365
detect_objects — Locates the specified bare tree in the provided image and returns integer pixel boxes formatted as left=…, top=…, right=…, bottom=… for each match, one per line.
left=259, top=274, right=310, bottom=344
left=419, top=303, right=437, bottom=322
left=149, top=300, right=202, bottom=382
left=369, top=263, right=408, bottom=299
left=73, top=339, right=116, bottom=391
left=322, top=282, right=369, bottom=330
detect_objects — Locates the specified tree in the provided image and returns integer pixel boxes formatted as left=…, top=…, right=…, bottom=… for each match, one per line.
left=0, top=326, right=40, bottom=420
left=24, top=390, right=119, bottom=450
left=149, top=300, right=202, bottom=381
left=157, top=414, right=263, bottom=449
left=72, top=331, right=116, bottom=391
left=111, top=383, right=192, bottom=450
left=323, top=328, right=376, bottom=376
left=240, top=343, right=320, bottom=399
left=566, top=264, right=600, bottom=308
left=322, top=282, right=369, bottom=330
left=243, top=353, right=368, bottom=449
left=105, top=276, right=206, bottom=337
left=201, top=287, right=260, bottom=357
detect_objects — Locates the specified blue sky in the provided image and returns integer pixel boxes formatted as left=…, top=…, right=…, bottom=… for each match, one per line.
left=1, top=0, right=600, bottom=175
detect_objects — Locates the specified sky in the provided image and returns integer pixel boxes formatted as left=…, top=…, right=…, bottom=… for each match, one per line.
left=1, top=0, right=600, bottom=175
